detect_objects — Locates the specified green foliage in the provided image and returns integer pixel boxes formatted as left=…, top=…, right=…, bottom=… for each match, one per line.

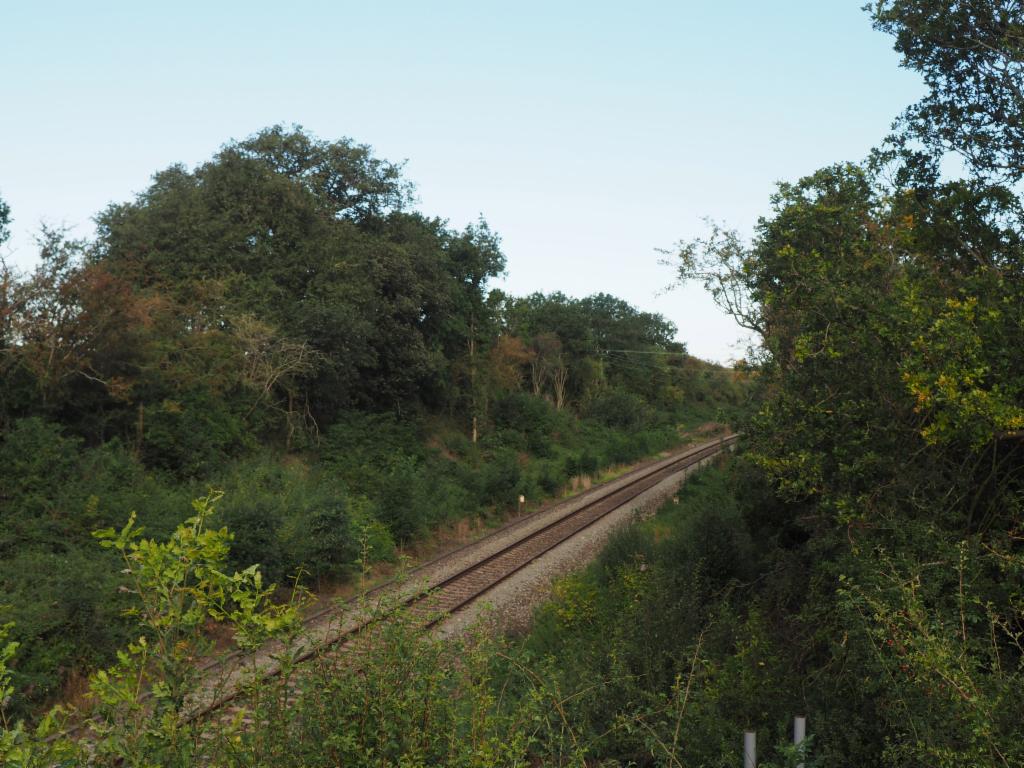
left=92, top=127, right=506, bottom=422
left=478, top=447, right=522, bottom=506
left=871, top=0, right=1024, bottom=184
left=0, top=511, right=591, bottom=768
left=0, top=421, right=140, bottom=713
left=87, top=492, right=302, bottom=765
left=0, top=621, right=78, bottom=768
left=0, top=194, right=9, bottom=246
left=0, top=546, right=127, bottom=709
left=664, top=16, right=1024, bottom=757
left=221, top=598, right=566, bottom=768
left=0, top=492, right=304, bottom=767
left=519, top=467, right=802, bottom=767
left=215, top=455, right=362, bottom=583
left=142, top=391, right=254, bottom=478
left=3, top=4, right=1021, bottom=764
left=584, top=387, right=653, bottom=431
left=0, top=418, right=80, bottom=523
left=836, top=529, right=1024, bottom=768
left=322, top=414, right=478, bottom=542
left=490, top=391, right=560, bottom=454
left=503, top=291, right=686, bottom=408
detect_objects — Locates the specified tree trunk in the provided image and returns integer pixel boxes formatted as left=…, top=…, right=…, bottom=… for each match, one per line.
left=553, top=365, right=569, bottom=410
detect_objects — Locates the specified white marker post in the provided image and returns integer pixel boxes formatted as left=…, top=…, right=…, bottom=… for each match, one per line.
left=794, top=716, right=807, bottom=768
left=744, top=730, right=756, bottom=768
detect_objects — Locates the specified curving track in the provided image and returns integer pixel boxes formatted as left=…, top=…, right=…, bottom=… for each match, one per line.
left=62, top=433, right=738, bottom=736
left=189, top=433, right=739, bottom=720
left=414, top=433, right=739, bottom=629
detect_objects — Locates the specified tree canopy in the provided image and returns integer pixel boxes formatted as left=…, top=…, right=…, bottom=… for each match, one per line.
left=871, top=0, right=1024, bottom=182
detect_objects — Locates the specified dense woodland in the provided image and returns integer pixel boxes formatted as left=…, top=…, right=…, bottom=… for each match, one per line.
left=0, top=120, right=745, bottom=717
left=2, top=1, right=1023, bottom=766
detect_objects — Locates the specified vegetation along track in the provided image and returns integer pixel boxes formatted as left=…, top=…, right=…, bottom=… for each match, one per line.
left=67, top=434, right=740, bottom=737
left=190, top=433, right=739, bottom=719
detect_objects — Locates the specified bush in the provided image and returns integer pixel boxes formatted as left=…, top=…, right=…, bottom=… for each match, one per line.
left=321, top=412, right=424, bottom=489
left=583, top=389, right=653, bottom=431
left=142, top=390, right=252, bottom=478
left=0, top=421, right=144, bottom=716
left=0, top=418, right=80, bottom=522
left=231, top=609, right=556, bottom=767
left=0, top=545, right=127, bottom=715
left=490, top=392, right=558, bottom=457
left=371, top=456, right=432, bottom=542
left=221, top=496, right=288, bottom=581
left=480, top=448, right=522, bottom=507
left=347, top=497, right=396, bottom=564
left=215, top=457, right=361, bottom=583
left=533, top=459, right=565, bottom=495
left=579, top=449, right=600, bottom=475
left=480, top=427, right=527, bottom=452
left=519, top=466, right=767, bottom=764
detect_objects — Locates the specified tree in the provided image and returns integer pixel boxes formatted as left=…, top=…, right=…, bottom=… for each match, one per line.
left=486, top=334, right=531, bottom=395
left=871, top=0, right=1024, bottom=182
left=2, top=229, right=154, bottom=427
left=234, top=123, right=414, bottom=220
left=231, top=314, right=322, bottom=448
left=0, top=195, right=9, bottom=247
left=1, top=196, right=18, bottom=409
left=505, top=292, right=678, bottom=408
left=673, top=158, right=1024, bottom=763
left=552, top=358, right=569, bottom=410
left=94, top=128, right=506, bottom=421
left=528, top=331, right=562, bottom=397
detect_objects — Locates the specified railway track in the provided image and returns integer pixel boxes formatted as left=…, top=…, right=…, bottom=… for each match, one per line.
left=414, top=433, right=739, bottom=629
left=63, top=433, right=739, bottom=738
left=188, top=433, right=739, bottom=720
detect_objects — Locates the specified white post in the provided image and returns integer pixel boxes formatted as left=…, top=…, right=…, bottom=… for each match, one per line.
left=743, top=730, right=756, bottom=768
left=794, top=716, right=807, bottom=768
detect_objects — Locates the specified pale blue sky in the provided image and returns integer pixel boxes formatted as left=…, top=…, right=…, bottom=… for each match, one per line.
left=1, top=1, right=923, bottom=362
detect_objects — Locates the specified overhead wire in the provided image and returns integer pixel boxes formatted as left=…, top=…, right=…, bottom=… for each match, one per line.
left=598, top=348, right=735, bottom=367
left=597, top=349, right=738, bottom=378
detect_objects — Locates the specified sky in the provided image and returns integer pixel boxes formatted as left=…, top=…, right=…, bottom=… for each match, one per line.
left=0, top=1, right=924, bottom=363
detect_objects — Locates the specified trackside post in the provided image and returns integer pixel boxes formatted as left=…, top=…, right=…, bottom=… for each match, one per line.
left=794, top=716, right=807, bottom=768
left=743, top=730, right=756, bottom=768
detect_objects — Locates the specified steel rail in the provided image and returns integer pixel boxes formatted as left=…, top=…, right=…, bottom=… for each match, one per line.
left=57, top=433, right=738, bottom=736
left=419, top=435, right=736, bottom=627
left=186, top=433, right=738, bottom=720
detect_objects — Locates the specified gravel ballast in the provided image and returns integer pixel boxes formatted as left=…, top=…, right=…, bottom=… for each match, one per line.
left=188, top=438, right=735, bottom=714
left=435, top=446, right=732, bottom=638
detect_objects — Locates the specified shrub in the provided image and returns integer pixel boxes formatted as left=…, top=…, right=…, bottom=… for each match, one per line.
left=321, top=412, right=424, bottom=487
left=0, top=418, right=80, bottom=521
left=584, top=389, right=652, bottom=431
left=534, top=459, right=565, bottom=495
left=480, top=448, right=522, bottom=507
left=225, top=596, right=574, bottom=767
left=214, top=457, right=363, bottom=583
left=142, top=390, right=252, bottom=478
left=579, top=449, right=600, bottom=475
left=347, top=496, right=396, bottom=565
left=287, top=481, right=359, bottom=583
left=490, top=392, right=559, bottom=457
left=0, top=546, right=127, bottom=715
